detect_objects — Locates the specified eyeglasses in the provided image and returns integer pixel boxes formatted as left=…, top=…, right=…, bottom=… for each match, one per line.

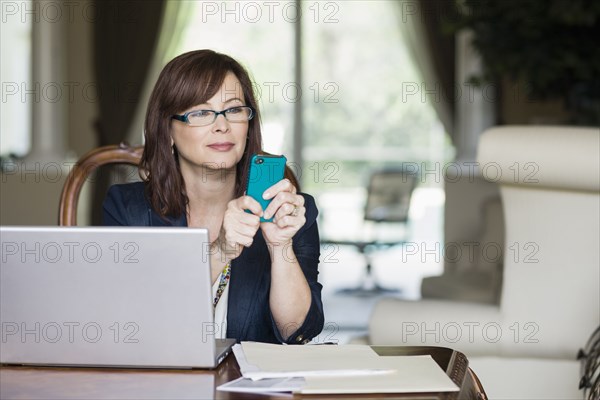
left=172, top=106, right=254, bottom=127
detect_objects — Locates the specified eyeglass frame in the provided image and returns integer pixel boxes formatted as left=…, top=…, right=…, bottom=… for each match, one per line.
left=171, top=106, right=255, bottom=127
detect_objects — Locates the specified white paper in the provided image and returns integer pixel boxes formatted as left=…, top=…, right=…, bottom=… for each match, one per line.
left=217, top=377, right=304, bottom=394
left=301, top=356, right=459, bottom=394
left=231, top=343, right=460, bottom=395
left=235, top=342, right=395, bottom=380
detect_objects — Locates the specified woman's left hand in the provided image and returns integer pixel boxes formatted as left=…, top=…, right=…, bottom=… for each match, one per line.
left=260, top=179, right=306, bottom=246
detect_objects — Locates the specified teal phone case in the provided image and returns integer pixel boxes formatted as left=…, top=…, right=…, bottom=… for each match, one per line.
left=246, top=154, right=287, bottom=222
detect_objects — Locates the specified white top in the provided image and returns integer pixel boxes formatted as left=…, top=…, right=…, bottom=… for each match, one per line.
left=211, top=273, right=229, bottom=339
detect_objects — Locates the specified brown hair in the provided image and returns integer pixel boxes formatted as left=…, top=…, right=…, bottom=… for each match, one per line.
left=141, top=50, right=263, bottom=218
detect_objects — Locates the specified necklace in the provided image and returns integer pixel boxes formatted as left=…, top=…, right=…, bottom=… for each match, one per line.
left=213, top=262, right=231, bottom=308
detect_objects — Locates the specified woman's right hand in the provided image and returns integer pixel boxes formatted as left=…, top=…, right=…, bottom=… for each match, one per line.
left=216, top=195, right=263, bottom=263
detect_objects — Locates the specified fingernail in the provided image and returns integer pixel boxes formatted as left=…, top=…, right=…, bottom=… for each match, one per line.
left=263, top=191, right=270, bottom=199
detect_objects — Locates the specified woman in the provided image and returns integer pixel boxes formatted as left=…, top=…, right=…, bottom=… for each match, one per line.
left=103, top=50, right=324, bottom=344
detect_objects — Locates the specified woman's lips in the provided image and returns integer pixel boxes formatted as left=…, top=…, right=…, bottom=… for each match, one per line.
left=207, top=142, right=234, bottom=151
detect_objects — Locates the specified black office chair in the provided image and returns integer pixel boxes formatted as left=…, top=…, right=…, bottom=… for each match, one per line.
left=364, top=169, right=416, bottom=223
left=322, top=168, right=418, bottom=296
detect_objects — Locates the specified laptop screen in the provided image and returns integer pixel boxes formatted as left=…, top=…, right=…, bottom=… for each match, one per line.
left=1, top=226, right=225, bottom=368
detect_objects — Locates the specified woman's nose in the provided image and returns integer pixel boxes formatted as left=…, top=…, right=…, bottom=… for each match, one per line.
left=212, top=113, right=230, bottom=133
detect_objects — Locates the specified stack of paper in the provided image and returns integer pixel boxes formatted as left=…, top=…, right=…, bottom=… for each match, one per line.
left=217, top=342, right=459, bottom=395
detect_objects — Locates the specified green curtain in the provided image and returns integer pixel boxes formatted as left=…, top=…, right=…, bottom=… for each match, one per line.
left=396, top=0, right=456, bottom=138
left=90, top=0, right=165, bottom=225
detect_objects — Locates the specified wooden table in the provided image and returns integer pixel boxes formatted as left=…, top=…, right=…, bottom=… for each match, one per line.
left=0, top=346, right=487, bottom=399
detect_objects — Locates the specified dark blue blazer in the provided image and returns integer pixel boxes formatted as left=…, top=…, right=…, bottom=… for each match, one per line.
left=102, top=182, right=324, bottom=344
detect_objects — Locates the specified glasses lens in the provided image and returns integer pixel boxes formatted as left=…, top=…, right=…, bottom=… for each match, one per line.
left=188, top=110, right=216, bottom=126
left=225, top=106, right=253, bottom=122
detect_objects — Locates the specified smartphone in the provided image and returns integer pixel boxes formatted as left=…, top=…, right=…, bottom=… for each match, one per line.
left=246, top=154, right=287, bottom=222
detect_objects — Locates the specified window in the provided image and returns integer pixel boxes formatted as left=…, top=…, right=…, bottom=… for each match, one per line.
left=302, top=1, right=451, bottom=245
left=1, top=0, right=32, bottom=157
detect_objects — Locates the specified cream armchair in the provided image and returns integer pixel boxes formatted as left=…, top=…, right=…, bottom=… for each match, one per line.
left=368, top=126, right=600, bottom=398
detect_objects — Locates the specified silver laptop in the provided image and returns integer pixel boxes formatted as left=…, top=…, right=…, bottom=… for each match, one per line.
left=0, top=226, right=235, bottom=369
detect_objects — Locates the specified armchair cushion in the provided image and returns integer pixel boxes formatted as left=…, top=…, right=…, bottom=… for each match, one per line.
left=469, top=357, right=581, bottom=399
left=369, top=299, right=502, bottom=356
left=477, top=126, right=599, bottom=192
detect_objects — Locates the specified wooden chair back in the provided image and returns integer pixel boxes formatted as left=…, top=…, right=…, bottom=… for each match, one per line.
left=58, top=143, right=143, bottom=226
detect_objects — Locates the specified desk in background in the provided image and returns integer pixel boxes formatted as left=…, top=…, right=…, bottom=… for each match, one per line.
left=1, top=346, right=487, bottom=399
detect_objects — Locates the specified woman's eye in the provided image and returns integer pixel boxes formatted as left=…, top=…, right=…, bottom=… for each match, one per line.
left=226, top=107, right=242, bottom=114
left=193, top=110, right=213, bottom=117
